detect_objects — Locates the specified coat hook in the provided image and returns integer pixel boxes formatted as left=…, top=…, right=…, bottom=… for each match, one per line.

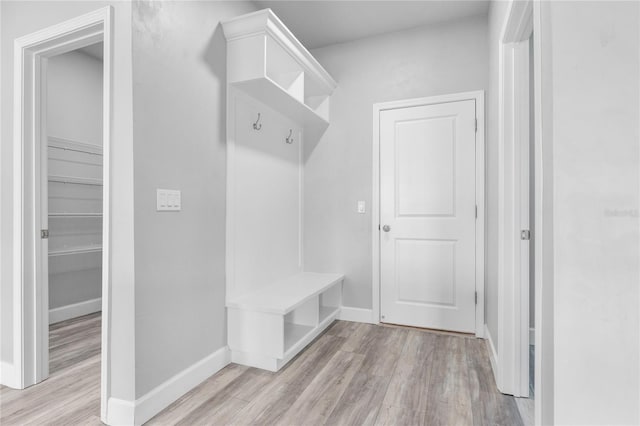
left=253, top=113, right=262, bottom=130
left=286, top=129, right=294, bottom=144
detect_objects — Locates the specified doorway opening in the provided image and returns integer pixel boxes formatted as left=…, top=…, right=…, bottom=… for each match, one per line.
left=45, top=42, right=104, bottom=379
left=12, top=7, right=112, bottom=421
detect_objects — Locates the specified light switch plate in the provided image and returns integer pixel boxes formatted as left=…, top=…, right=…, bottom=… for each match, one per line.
left=157, top=189, right=181, bottom=211
left=357, top=201, right=366, bottom=214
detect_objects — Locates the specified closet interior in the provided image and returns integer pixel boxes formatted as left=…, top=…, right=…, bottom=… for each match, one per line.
left=46, top=45, right=104, bottom=328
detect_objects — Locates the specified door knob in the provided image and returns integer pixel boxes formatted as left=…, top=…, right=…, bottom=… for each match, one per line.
left=382, top=225, right=391, bottom=232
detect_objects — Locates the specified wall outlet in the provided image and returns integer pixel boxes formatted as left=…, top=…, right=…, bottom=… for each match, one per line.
left=357, top=201, right=366, bottom=214
left=157, top=189, right=181, bottom=211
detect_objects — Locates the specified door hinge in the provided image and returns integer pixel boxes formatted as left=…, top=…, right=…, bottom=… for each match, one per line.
left=475, top=118, right=478, bottom=133
left=378, top=224, right=381, bottom=231
left=475, top=291, right=478, bottom=305
left=475, top=205, right=478, bottom=219
left=521, top=229, right=531, bottom=240
left=41, top=229, right=49, bottom=239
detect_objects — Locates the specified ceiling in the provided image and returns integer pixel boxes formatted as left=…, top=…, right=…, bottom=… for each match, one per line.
left=254, top=1, right=489, bottom=49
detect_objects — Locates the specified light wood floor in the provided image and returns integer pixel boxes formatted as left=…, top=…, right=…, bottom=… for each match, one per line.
left=0, top=314, right=523, bottom=425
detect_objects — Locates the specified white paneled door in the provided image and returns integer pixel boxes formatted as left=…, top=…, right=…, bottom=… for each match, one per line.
left=380, top=99, right=477, bottom=333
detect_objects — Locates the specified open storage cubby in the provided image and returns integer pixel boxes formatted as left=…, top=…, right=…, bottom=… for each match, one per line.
left=223, top=8, right=336, bottom=132
left=222, top=9, right=340, bottom=372
left=227, top=273, right=343, bottom=371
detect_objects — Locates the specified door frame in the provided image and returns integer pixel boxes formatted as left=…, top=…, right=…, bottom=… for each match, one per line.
left=372, top=90, right=485, bottom=337
left=495, top=0, right=535, bottom=399
left=11, top=6, right=112, bottom=418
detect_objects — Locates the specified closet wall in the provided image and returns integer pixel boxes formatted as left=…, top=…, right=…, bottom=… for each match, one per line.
left=47, top=48, right=103, bottom=323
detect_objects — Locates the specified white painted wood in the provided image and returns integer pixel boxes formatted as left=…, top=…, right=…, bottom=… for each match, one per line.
left=372, top=91, right=485, bottom=336
left=338, top=307, right=375, bottom=324
left=49, top=297, right=102, bottom=324
left=227, top=275, right=343, bottom=371
left=533, top=2, right=553, bottom=423
left=485, top=324, right=500, bottom=386
left=221, top=8, right=336, bottom=93
left=496, top=0, right=534, bottom=399
left=227, top=272, right=344, bottom=315
left=134, top=346, right=231, bottom=426
left=223, top=9, right=341, bottom=374
left=11, top=6, right=112, bottom=421
left=48, top=135, right=102, bottom=156
left=222, top=9, right=336, bottom=132
left=515, top=38, right=531, bottom=398
left=106, top=397, right=135, bottom=426
left=379, top=97, right=477, bottom=333
left=228, top=91, right=303, bottom=302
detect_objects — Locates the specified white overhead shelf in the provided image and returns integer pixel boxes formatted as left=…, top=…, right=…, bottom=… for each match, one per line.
left=222, top=8, right=337, bottom=130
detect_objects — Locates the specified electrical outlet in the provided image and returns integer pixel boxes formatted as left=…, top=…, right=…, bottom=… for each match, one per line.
left=357, top=201, right=366, bottom=214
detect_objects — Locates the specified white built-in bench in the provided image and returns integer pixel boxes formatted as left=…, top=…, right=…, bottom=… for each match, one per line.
left=227, top=272, right=343, bottom=371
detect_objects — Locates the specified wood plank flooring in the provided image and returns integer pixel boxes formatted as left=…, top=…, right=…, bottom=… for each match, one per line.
left=0, top=314, right=523, bottom=425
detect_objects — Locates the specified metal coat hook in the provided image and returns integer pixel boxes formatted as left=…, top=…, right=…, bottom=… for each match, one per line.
left=253, top=113, right=262, bottom=130
left=286, top=129, right=294, bottom=144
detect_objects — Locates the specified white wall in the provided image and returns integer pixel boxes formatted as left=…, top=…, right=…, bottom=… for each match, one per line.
left=547, top=1, right=639, bottom=423
left=305, top=15, right=489, bottom=310
left=48, top=50, right=103, bottom=146
left=0, top=0, right=136, bottom=404
left=131, top=0, right=257, bottom=398
left=47, top=50, right=103, bottom=314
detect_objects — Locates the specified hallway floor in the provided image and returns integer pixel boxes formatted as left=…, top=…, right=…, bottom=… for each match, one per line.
left=0, top=317, right=523, bottom=425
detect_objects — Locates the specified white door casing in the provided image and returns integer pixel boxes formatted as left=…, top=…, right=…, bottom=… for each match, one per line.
left=379, top=98, right=478, bottom=333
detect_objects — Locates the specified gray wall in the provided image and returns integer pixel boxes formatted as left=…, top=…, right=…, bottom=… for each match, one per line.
left=47, top=50, right=103, bottom=312
left=131, top=0, right=257, bottom=397
left=304, top=14, right=489, bottom=309
left=548, top=1, right=639, bottom=423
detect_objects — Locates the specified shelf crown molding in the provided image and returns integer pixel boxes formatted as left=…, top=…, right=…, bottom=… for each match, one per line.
left=221, top=8, right=337, bottom=94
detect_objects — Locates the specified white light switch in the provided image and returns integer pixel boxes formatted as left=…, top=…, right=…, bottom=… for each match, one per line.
left=357, top=201, right=366, bottom=214
left=157, top=189, right=181, bottom=211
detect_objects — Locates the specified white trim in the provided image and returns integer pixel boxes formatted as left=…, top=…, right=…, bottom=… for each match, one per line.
left=485, top=324, right=500, bottom=384
left=106, top=397, right=135, bottom=426
left=221, top=8, right=336, bottom=93
left=338, top=306, right=375, bottom=324
left=496, top=0, right=534, bottom=399
left=49, top=298, right=102, bottom=324
left=0, top=362, right=21, bottom=389
left=134, top=346, right=231, bottom=426
left=372, top=90, right=486, bottom=336
left=11, top=7, right=113, bottom=422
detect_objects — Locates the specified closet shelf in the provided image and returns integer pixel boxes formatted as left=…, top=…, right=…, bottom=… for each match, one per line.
left=49, top=244, right=102, bottom=257
left=232, top=77, right=329, bottom=129
left=49, top=175, right=103, bottom=186
left=49, top=213, right=102, bottom=218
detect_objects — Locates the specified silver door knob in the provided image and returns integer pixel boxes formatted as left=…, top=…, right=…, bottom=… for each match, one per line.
left=382, top=225, right=391, bottom=232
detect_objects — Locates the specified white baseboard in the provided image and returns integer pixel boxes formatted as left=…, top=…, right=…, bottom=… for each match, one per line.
left=485, top=324, right=499, bottom=387
left=529, top=327, right=535, bottom=345
left=106, top=397, right=135, bottom=426
left=133, top=346, right=230, bottom=425
left=0, top=361, right=21, bottom=389
left=50, top=297, right=102, bottom=324
left=338, top=306, right=375, bottom=323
